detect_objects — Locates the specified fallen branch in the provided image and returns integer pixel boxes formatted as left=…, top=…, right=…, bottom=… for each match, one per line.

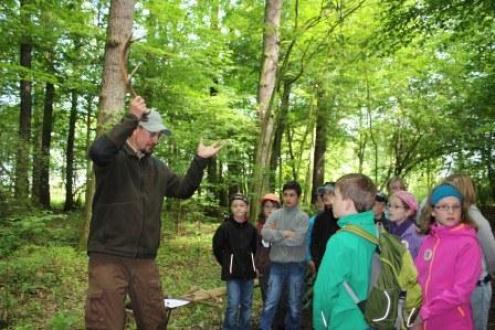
left=180, top=279, right=259, bottom=303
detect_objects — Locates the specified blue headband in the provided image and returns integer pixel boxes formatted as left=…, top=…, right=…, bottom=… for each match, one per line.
left=430, top=184, right=463, bottom=205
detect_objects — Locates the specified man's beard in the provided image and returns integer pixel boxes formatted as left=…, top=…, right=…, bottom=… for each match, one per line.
left=141, top=145, right=155, bottom=154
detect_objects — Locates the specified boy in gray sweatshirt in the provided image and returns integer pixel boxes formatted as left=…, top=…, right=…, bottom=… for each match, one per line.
left=260, top=181, right=308, bottom=330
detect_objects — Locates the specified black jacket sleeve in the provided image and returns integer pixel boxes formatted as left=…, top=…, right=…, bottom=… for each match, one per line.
left=251, top=225, right=258, bottom=255
left=162, top=156, right=209, bottom=199
left=89, top=114, right=138, bottom=167
left=212, top=223, right=226, bottom=265
left=311, top=215, right=323, bottom=269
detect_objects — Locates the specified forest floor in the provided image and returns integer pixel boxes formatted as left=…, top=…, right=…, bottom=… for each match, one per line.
left=0, top=210, right=268, bottom=329
left=2, top=207, right=495, bottom=329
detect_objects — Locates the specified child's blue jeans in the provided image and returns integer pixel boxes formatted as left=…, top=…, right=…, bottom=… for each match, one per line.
left=223, top=279, right=254, bottom=330
left=260, top=261, right=305, bottom=330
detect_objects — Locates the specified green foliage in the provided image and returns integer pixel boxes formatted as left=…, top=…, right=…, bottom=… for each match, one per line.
left=49, top=311, right=80, bottom=330
left=0, top=244, right=86, bottom=328
left=0, top=0, right=494, bottom=206
left=0, top=211, right=80, bottom=256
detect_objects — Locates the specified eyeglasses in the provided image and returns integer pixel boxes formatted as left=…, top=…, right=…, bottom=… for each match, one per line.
left=386, top=203, right=404, bottom=210
left=434, top=204, right=461, bottom=212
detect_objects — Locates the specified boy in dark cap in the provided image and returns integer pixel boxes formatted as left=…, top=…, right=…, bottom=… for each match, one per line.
left=213, top=193, right=257, bottom=330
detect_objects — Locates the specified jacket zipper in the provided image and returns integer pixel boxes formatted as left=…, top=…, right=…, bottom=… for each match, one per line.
left=423, top=234, right=441, bottom=330
left=251, top=252, right=256, bottom=272
left=136, top=157, right=145, bottom=257
left=229, top=253, right=234, bottom=274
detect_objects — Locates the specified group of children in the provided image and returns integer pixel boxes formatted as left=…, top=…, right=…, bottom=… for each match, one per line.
left=212, top=173, right=495, bottom=330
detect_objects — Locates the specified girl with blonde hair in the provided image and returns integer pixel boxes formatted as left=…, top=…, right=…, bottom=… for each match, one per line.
left=444, top=174, right=495, bottom=330
left=415, top=183, right=481, bottom=329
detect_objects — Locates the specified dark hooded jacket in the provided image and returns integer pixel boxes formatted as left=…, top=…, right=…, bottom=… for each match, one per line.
left=212, top=217, right=257, bottom=281
left=310, top=208, right=339, bottom=271
left=88, top=114, right=208, bottom=258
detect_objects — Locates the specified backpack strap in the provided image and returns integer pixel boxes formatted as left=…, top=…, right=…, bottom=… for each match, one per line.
left=341, top=224, right=379, bottom=245
left=340, top=224, right=379, bottom=316
left=343, top=280, right=367, bottom=314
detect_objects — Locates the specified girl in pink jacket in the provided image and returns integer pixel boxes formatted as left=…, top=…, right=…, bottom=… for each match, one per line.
left=414, top=183, right=482, bottom=330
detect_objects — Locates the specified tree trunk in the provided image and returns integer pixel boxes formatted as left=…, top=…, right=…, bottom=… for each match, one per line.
left=81, top=0, right=136, bottom=249
left=96, top=0, right=137, bottom=132
left=304, top=119, right=316, bottom=205
left=79, top=96, right=95, bottom=251
left=206, top=158, right=222, bottom=216
left=287, top=127, right=297, bottom=181
left=15, top=0, right=32, bottom=201
left=207, top=0, right=220, bottom=204
left=250, top=0, right=282, bottom=217
left=365, top=73, right=378, bottom=183
left=269, top=80, right=291, bottom=191
left=39, top=81, right=55, bottom=208
left=312, top=86, right=327, bottom=203
left=31, top=102, right=42, bottom=205
left=228, top=160, right=242, bottom=197
left=356, top=106, right=367, bottom=173
left=64, top=90, right=78, bottom=211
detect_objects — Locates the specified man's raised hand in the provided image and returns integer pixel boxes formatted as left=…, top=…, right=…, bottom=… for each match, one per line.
left=197, top=139, right=224, bottom=159
left=129, top=96, right=149, bottom=120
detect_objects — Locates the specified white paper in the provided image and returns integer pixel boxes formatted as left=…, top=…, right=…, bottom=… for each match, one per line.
left=164, top=298, right=190, bottom=309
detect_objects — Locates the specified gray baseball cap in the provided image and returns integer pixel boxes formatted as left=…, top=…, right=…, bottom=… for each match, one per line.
left=317, top=182, right=335, bottom=196
left=139, top=110, right=171, bottom=136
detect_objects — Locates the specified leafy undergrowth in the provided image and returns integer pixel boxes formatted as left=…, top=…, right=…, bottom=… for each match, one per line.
left=0, top=212, right=263, bottom=329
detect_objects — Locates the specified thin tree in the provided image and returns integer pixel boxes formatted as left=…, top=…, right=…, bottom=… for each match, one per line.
left=64, top=90, right=78, bottom=211
left=15, top=0, right=33, bottom=201
left=79, top=95, right=95, bottom=250
left=80, top=0, right=137, bottom=249
left=250, top=0, right=282, bottom=217
left=312, top=84, right=327, bottom=203
left=269, top=79, right=291, bottom=191
left=38, top=75, right=55, bottom=208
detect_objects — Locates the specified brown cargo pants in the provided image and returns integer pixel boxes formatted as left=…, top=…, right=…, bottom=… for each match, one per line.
left=85, top=253, right=168, bottom=330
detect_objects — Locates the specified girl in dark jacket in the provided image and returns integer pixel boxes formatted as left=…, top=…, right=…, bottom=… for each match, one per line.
left=213, top=193, right=257, bottom=330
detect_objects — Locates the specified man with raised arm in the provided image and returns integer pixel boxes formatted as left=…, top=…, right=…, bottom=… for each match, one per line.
left=85, top=96, right=222, bottom=330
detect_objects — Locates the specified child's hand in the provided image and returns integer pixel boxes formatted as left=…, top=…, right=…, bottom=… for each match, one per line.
left=411, top=315, right=422, bottom=330
left=308, top=261, right=316, bottom=275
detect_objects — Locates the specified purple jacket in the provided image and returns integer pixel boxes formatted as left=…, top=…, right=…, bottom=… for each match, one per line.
left=389, top=218, right=424, bottom=259
left=415, top=223, right=482, bottom=330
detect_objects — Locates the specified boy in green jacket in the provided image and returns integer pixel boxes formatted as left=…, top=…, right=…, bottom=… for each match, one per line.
left=313, top=173, right=377, bottom=330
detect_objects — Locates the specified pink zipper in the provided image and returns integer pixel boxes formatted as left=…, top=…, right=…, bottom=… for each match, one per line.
left=423, top=234, right=441, bottom=330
